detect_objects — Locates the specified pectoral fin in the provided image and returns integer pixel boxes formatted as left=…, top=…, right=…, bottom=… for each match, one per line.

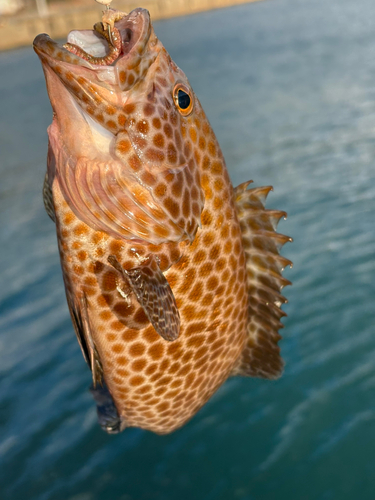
left=108, top=255, right=180, bottom=342
left=43, top=171, right=55, bottom=222
left=67, top=291, right=104, bottom=387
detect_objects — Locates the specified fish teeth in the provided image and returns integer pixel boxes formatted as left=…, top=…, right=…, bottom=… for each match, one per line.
left=67, top=30, right=110, bottom=58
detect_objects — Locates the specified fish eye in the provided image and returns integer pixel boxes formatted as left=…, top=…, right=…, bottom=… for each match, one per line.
left=173, top=83, right=194, bottom=116
left=178, top=90, right=190, bottom=109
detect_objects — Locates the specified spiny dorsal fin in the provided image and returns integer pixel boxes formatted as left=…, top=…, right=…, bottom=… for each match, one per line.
left=231, top=181, right=292, bottom=380
left=108, top=255, right=180, bottom=342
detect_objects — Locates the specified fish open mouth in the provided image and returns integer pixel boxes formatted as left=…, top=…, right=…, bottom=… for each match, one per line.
left=33, top=8, right=152, bottom=71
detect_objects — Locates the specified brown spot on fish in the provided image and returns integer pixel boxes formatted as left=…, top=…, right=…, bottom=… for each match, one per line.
left=130, top=375, right=145, bottom=386
left=109, top=240, right=124, bottom=254
left=137, top=120, right=149, bottom=135
left=73, top=223, right=88, bottom=237
left=111, top=343, right=124, bottom=354
left=214, top=196, right=224, bottom=210
left=154, top=183, right=166, bottom=198
left=128, top=154, right=142, bottom=172
left=100, top=310, right=112, bottom=321
left=117, top=368, right=129, bottom=377
left=121, top=330, right=139, bottom=342
left=102, top=271, right=117, bottom=292
left=77, top=250, right=88, bottom=261
left=119, top=71, right=127, bottom=83
left=152, top=117, right=161, bottom=129
left=124, top=103, right=136, bottom=114
left=164, top=197, right=179, bottom=218
left=116, top=355, right=128, bottom=366
left=153, top=133, right=165, bottom=148
left=114, top=302, right=134, bottom=318
left=146, top=148, right=165, bottom=162
left=129, top=342, right=146, bottom=357
left=143, top=103, right=155, bottom=116
left=64, top=213, right=75, bottom=225
left=106, top=105, right=116, bottom=115
left=107, top=120, right=117, bottom=130
left=118, top=114, right=127, bottom=126
left=147, top=342, right=164, bottom=360
left=116, top=139, right=132, bottom=155
left=132, top=359, right=147, bottom=371
left=189, top=128, right=197, bottom=143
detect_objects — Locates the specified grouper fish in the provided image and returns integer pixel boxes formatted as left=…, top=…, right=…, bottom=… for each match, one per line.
left=33, top=8, right=292, bottom=434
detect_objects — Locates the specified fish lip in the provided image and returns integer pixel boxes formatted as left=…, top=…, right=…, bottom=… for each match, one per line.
left=33, top=8, right=151, bottom=71
left=33, top=33, right=93, bottom=68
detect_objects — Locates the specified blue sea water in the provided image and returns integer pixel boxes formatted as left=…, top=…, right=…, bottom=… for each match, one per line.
left=1, top=0, right=375, bottom=498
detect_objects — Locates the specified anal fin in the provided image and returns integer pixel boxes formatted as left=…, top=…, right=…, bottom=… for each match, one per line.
left=232, top=181, right=292, bottom=380
left=108, top=254, right=180, bottom=342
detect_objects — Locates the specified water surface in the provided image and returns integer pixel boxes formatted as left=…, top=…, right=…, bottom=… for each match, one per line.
left=1, top=0, right=375, bottom=498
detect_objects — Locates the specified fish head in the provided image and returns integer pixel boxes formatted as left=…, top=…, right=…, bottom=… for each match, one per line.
left=34, top=8, right=205, bottom=244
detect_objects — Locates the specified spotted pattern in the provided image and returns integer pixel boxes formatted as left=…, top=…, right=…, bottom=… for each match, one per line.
left=112, top=50, right=204, bottom=242
left=37, top=8, right=291, bottom=434
left=51, top=119, right=249, bottom=433
left=40, top=39, right=204, bottom=245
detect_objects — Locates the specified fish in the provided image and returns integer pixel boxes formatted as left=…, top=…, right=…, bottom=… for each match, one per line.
left=33, top=7, right=292, bottom=435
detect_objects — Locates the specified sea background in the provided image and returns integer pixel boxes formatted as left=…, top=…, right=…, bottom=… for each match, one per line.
left=1, top=0, right=375, bottom=498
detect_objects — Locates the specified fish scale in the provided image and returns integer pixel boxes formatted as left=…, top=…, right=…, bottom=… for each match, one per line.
left=34, top=7, right=291, bottom=434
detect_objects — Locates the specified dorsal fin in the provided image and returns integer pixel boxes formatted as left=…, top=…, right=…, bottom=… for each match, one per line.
left=231, top=181, right=292, bottom=380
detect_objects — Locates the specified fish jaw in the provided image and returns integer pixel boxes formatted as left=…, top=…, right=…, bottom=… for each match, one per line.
left=34, top=8, right=205, bottom=245
left=33, top=9, right=162, bottom=137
